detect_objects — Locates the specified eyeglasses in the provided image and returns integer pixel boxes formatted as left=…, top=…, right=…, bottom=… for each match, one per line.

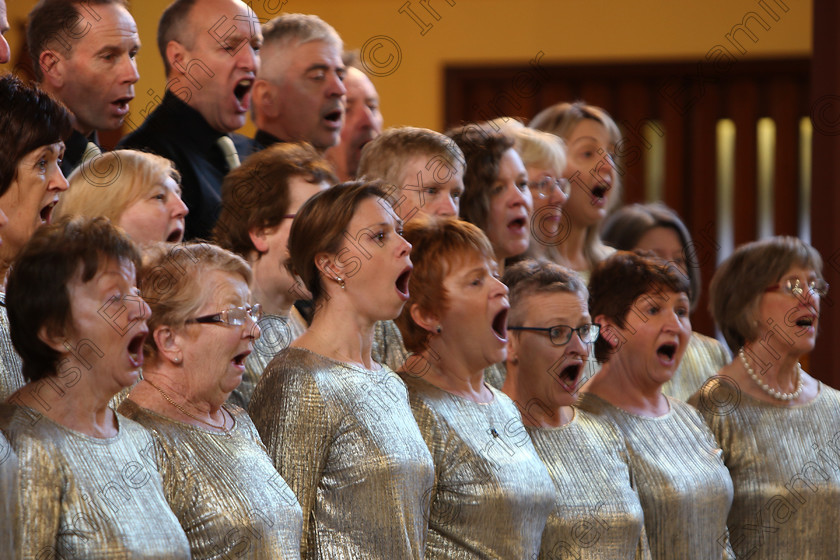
left=765, top=278, right=829, bottom=298
left=528, top=177, right=571, bottom=198
left=186, top=304, right=263, bottom=327
left=508, top=323, right=600, bottom=346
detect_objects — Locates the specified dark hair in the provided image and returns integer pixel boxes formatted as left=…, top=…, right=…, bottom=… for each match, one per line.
left=7, top=216, right=141, bottom=382
left=27, top=0, right=128, bottom=81
left=601, top=203, right=701, bottom=311
left=0, top=75, right=72, bottom=197
left=446, top=125, right=514, bottom=230
left=157, top=0, right=199, bottom=75
left=396, top=216, right=496, bottom=353
left=710, top=236, right=824, bottom=354
left=503, top=259, right=588, bottom=327
left=213, top=142, right=336, bottom=257
left=288, top=180, right=390, bottom=304
left=588, top=251, right=690, bottom=362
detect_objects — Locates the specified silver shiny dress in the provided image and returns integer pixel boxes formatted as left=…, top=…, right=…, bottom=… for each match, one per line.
left=577, top=393, right=734, bottom=560
left=528, top=408, right=651, bottom=559
left=1, top=404, right=191, bottom=559
left=372, top=318, right=409, bottom=372
left=690, top=378, right=840, bottom=559
left=661, top=332, right=730, bottom=401
left=249, top=347, right=435, bottom=559
left=229, top=309, right=307, bottom=409
left=400, top=373, right=556, bottom=559
left=119, top=399, right=303, bottom=559
left=0, top=418, right=18, bottom=558
left=0, top=296, right=25, bottom=401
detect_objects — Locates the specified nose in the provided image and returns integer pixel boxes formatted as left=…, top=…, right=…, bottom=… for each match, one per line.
left=121, top=56, right=140, bottom=85
left=395, top=234, right=412, bottom=257
left=0, top=206, right=9, bottom=232
left=491, top=275, right=509, bottom=297
left=329, top=71, right=347, bottom=97
left=0, top=36, right=9, bottom=65
left=237, top=42, right=259, bottom=73
left=511, top=183, right=533, bottom=212
left=52, top=167, right=70, bottom=192
left=549, top=184, right=569, bottom=207
left=170, top=194, right=189, bottom=218
left=434, top=194, right=457, bottom=218
left=566, top=328, right=588, bottom=355
left=357, top=104, right=376, bottom=130
left=246, top=319, right=261, bottom=340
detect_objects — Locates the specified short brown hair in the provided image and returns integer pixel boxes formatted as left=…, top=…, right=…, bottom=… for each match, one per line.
left=357, top=126, right=464, bottom=191
left=396, top=216, right=496, bottom=353
left=157, top=0, right=198, bottom=75
left=0, top=74, right=72, bottom=196
left=588, top=251, right=690, bottom=362
left=138, top=242, right=252, bottom=362
left=601, top=203, right=701, bottom=311
left=57, top=150, right=180, bottom=225
left=446, top=125, right=514, bottom=230
left=710, top=236, right=824, bottom=354
left=503, top=259, right=587, bottom=327
left=288, top=181, right=391, bottom=304
left=213, top=142, right=336, bottom=257
left=7, top=216, right=141, bottom=382
left=27, top=0, right=128, bottom=81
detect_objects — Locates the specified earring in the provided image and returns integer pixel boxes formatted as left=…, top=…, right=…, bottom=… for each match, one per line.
left=335, top=276, right=346, bottom=289
left=435, top=325, right=442, bottom=334
left=173, top=356, right=182, bottom=364
left=510, top=356, right=519, bottom=365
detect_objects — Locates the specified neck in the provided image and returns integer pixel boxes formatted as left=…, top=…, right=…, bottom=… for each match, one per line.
left=558, top=223, right=589, bottom=271
left=502, top=366, right=574, bottom=427
left=404, top=337, right=490, bottom=402
left=294, top=297, right=376, bottom=369
left=250, top=261, right=294, bottom=316
left=584, top=359, right=669, bottom=416
left=132, top=365, right=227, bottom=426
left=740, top=342, right=802, bottom=393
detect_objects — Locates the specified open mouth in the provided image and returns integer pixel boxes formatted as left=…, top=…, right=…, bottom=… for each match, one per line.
left=395, top=266, right=412, bottom=299
left=507, top=216, right=527, bottom=233
left=323, top=108, right=343, bottom=128
left=232, top=350, right=250, bottom=368
left=111, top=95, right=133, bottom=113
left=796, top=316, right=816, bottom=328
left=491, top=308, right=509, bottom=341
left=234, top=79, right=253, bottom=103
left=166, top=227, right=183, bottom=243
left=557, top=362, right=583, bottom=391
left=657, top=342, right=677, bottom=363
left=591, top=184, right=609, bottom=199
left=127, top=331, right=147, bottom=368
left=40, top=200, right=58, bottom=225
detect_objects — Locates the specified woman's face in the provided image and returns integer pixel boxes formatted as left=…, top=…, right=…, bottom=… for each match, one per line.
left=62, top=258, right=150, bottom=395
left=562, top=119, right=616, bottom=229
left=437, top=253, right=510, bottom=370
left=508, top=291, right=591, bottom=408
left=635, top=226, right=687, bottom=279
left=485, top=148, right=533, bottom=261
left=118, top=176, right=188, bottom=245
left=329, top=196, right=413, bottom=322
left=0, top=142, right=69, bottom=262
left=526, top=164, right=569, bottom=246
left=754, top=265, right=821, bottom=357
left=181, top=270, right=260, bottom=402
left=601, top=289, right=691, bottom=390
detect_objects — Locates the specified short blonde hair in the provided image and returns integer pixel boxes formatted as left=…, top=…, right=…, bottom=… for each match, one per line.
left=509, top=128, right=566, bottom=177
left=710, top=236, right=824, bottom=354
left=57, top=150, right=180, bottom=224
left=139, top=242, right=252, bottom=362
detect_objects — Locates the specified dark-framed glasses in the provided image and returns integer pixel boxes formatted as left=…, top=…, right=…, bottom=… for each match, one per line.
left=186, top=304, right=263, bottom=327
left=508, top=323, right=600, bottom=346
left=765, top=278, right=829, bottom=298
left=528, top=176, right=571, bottom=198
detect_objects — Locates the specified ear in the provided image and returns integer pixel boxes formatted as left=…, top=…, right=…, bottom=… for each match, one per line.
left=409, top=303, right=439, bottom=334
left=248, top=226, right=270, bottom=254
left=314, top=252, right=340, bottom=280
left=37, top=323, right=67, bottom=354
left=594, top=314, right=621, bottom=349
left=506, top=330, right=521, bottom=364
left=252, top=79, right=280, bottom=119
left=38, top=49, right=64, bottom=88
left=152, top=325, right=183, bottom=364
left=166, top=40, right=186, bottom=76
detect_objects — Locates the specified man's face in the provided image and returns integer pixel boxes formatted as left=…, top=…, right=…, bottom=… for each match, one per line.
left=172, top=0, right=262, bottom=133
left=0, top=0, right=10, bottom=65
left=326, top=67, right=383, bottom=180
left=51, top=3, right=140, bottom=134
left=258, top=39, right=346, bottom=150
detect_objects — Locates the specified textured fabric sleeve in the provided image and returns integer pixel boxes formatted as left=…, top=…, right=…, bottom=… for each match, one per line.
left=14, top=432, right=63, bottom=559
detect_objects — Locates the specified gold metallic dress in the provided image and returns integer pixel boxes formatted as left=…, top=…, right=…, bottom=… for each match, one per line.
left=249, top=347, right=435, bottom=559
left=400, top=374, right=556, bottom=559
left=528, top=408, right=652, bottom=560
left=0, top=295, right=25, bottom=401
left=661, top=332, right=730, bottom=401
left=1, top=404, right=190, bottom=559
left=689, top=378, right=840, bottom=559
left=229, top=309, right=307, bottom=409
left=0, top=421, right=18, bottom=558
left=119, top=399, right=303, bottom=559
left=577, top=393, right=734, bottom=560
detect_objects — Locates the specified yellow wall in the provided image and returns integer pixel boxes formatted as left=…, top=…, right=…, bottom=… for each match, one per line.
left=5, top=0, right=812, bottom=135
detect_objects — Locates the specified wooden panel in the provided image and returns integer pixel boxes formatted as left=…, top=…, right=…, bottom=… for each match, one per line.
left=769, top=78, right=800, bottom=236
left=616, top=80, right=653, bottom=204
left=729, top=79, right=759, bottom=245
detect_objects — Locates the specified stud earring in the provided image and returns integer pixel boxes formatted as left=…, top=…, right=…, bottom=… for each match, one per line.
left=335, top=276, right=346, bottom=289
left=435, top=325, right=442, bottom=334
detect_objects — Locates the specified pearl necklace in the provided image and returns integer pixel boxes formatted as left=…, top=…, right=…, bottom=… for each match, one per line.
left=738, top=348, right=803, bottom=401
left=145, top=378, right=229, bottom=432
